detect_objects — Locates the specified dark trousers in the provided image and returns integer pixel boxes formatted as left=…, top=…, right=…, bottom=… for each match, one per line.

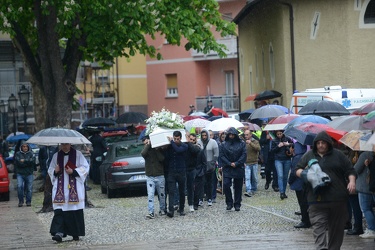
left=296, top=188, right=310, bottom=225
left=347, top=194, right=363, bottom=230
left=186, top=169, right=196, bottom=206
left=308, top=201, right=347, bottom=250
left=223, top=177, right=243, bottom=208
left=194, top=175, right=204, bottom=206
left=265, top=159, right=278, bottom=188
left=167, top=171, right=186, bottom=213
left=204, top=171, right=214, bottom=201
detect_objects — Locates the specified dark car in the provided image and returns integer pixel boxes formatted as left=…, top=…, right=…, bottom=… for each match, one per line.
left=99, top=140, right=146, bottom=198
left=0, top=155, right=10, bottom=201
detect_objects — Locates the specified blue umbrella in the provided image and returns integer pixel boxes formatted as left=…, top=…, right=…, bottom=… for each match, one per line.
left=6, top=134, right=32, bottom=143
left=284, top=115, right=330, bottom=131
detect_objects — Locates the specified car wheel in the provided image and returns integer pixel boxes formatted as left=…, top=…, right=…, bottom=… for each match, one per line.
left=107, top=186, right=116, bottom=199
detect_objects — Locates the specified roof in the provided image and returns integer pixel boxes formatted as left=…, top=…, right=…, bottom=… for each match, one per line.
left=233, top=0, right=263, bottom=24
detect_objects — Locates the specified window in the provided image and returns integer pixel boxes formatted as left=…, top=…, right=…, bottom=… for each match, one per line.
left=166, top=74, right=178, bottom=97
left=365, top=0, right=375, bottom=23
left=269, top=43, right=275, bottom=89
left=225, top=71, right=234, bottom=95
left=359, top=0, right=375, bottom=28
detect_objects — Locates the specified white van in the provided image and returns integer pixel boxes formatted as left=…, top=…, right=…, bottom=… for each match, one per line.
left=290, top=85, right=375, bottom=114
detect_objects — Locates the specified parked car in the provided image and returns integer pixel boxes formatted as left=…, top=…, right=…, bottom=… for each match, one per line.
left=0, top=155, right=10, bottom=201
left=99, top=140, right=146, bottom=198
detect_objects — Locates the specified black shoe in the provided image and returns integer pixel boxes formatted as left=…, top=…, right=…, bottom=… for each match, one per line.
left=85, top=186, right=92, bottom=191
left=18, top=203, right=23, bottom=207
left=72, top=236, right=79, bottom=241
left=294, top=211, right=302, bottom=216
left=346, top=228, right=364, bottom=235
left=265, top=182, right=270, bottom=190
left=167, top=212, right=174, bottom=218
left=294, top=222, right=311, bottom=229
left=179, top=210, right=185, bottom=216
left=193, top=206, right=198, bottom=211
left=234, top=207, right=240, bottom=212
left=273, top=187, right=279, bottom=192
left=226, top=205, right=233, bottom=210
left=26, top=202, right=31, bottom=207
left=52, top=235, right=62, bottom=242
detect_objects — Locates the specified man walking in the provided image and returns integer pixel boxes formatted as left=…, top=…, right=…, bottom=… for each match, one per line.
left=165, top=131, right=188, bottom=217
left=220, top=127, right=247, bottom=211
left=141, top=136, right=166, bottom=219
left=243, top=130, right=261, bottom=197
left=296, top=131, right=356, bottom=250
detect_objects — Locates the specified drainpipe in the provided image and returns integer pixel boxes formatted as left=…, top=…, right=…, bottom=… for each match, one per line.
left=236, top=36, right=241, bottom=112
left=278, top=1, right=296, bottom=93
left=116, top=57, right=120, bottom=118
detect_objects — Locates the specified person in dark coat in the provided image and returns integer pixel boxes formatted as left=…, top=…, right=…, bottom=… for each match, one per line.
left=288, top=141, right=311, bottom=228
left=220, top=127, right=247, bottom=211
left=296, top=131, right=356, bottom=250
left=259, top=129, right=279, bottom=192
left=186, top=133, right=201, bottom=212
left=14, top=142, right=36, bottom=207
left=271, top=130, right=293, bottom=199
left=89, top=130, right=107, bottom=184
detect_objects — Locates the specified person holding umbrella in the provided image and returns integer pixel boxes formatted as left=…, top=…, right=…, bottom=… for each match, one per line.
left=48, top=143, right=90, bottom=242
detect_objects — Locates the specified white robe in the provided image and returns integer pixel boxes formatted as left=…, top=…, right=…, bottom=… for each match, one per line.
left=48, top=149, right=89, bottom=211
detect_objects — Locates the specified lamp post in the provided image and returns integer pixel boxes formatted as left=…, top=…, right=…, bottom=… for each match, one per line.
left=0, top=100, right=6, bottom=138
left=8, top=94, right=18, bottom=136
left=18, top=85, right=30, bottom=134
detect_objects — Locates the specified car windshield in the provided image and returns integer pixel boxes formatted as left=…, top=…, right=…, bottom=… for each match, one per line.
left=115, top=142, right=143, bottom=157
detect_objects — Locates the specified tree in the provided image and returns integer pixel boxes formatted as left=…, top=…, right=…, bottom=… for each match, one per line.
left=0, top=0, right=236, bottom=130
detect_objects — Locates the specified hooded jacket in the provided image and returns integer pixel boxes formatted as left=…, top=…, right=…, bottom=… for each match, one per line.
left=14, top=143, right=35, bottom=176
left=141, top=143, right=165, bottom=177
left=219, top=127, right=247, bottom=179
left=197, top=129, right=219, bottom=168
left=296, top=131, right=356, bottom=204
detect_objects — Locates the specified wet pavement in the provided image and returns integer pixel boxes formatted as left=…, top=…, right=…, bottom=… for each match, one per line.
left=1, top=178, right=374, bottom=249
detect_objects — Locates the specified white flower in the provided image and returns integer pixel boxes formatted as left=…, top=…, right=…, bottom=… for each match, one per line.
left=145, top=108, right=184, bottom=135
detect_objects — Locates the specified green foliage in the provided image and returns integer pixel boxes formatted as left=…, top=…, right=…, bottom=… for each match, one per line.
left=0, top=0, right=236, bottom=63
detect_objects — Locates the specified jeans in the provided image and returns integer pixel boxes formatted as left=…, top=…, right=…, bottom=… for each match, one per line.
left=146, top=175, right=166, bottom=214
left=245, top=163, right=258, bottom=192
left=17, top=174, right=33, bottom=204
left=274, top=159, right=291, bottom=194
left=358, top=192, right=375, bottom=230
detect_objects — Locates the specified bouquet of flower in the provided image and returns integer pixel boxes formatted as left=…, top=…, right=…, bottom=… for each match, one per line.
left=145, top=108, right=184, bottom=135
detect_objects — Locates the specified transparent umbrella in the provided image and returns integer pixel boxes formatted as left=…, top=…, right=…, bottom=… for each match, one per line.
left=27, top=127, right=91, bottom=146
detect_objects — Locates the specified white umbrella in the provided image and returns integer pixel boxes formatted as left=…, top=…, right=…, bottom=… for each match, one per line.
left=189, top=111, right=208, bottom=117
left=205, top=118, right=244, bottom=132
left=184, top=118, right=211, bottom=132
left=27, top=127, right=91, bottom=146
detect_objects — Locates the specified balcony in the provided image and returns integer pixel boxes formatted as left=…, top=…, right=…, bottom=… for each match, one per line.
left=191, top=37, right=237, bottom=60
left=195, top=95, right=239, bottom=113
left=166, top=88, right=178, bottom=98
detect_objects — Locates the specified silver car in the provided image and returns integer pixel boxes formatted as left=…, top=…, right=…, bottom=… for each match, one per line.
left=99, top=140, right=146, bottom=198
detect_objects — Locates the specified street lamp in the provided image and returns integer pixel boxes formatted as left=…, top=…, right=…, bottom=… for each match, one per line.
left=18, top=85, right=30, bottom=134
left=0, top=100, right=6, bottom=138
left=8, top=94, right=18, bottom=136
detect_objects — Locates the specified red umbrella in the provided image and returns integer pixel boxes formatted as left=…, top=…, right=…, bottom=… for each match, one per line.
left=325, top=127, right=347, bottom=142
left=210, top=108, right=228, bottom=117
left=351, top=102, right=375, bottom=115
left=263, top=114, right=300, bottom=131
left=242, top=122, right=261, bottom=131
left=284, top=122, right=334, bottom=145
left=244, top=94, right=257, bottom=102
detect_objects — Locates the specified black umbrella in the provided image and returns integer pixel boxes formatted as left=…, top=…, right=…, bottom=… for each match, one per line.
left=116, top=112, right=148, bottom=124
left=82, top=117, right=116, bottom=127
left=254, top=90, right=282, bottom=101
left=298, top=100, right=350, bottom=116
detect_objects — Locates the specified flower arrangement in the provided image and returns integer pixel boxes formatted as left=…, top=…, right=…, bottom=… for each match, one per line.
left=145, top=108, right=184, bottom=135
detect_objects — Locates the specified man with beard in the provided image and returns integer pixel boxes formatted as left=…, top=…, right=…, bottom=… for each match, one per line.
left=219, top=127, right=247, bottom=211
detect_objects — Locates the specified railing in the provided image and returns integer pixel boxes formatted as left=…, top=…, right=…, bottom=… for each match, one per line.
left=191, top=37, right=237, bottom=58
left=0, top=82, right=33, bottom=103
left=195, top=95, right=239, bottom=113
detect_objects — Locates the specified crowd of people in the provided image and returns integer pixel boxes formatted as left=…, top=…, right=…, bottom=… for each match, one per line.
left=141, top=118, right=375, bottom=250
